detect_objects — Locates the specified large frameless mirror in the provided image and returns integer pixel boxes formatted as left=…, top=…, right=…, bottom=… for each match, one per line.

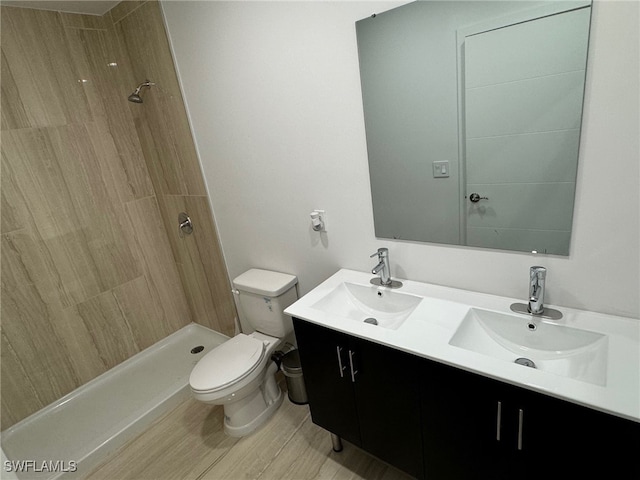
left=357, top=0, right=592, bottom=255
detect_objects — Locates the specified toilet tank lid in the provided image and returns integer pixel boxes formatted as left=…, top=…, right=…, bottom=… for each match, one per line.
left=233, top=269, right=298, bottom=297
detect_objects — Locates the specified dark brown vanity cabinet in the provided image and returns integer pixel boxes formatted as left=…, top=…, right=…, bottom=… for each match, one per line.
left=421, top=360, right=640, bottom=480
left=293, top=318, right=639, bottom=480
left=292, top=318, right=424, bottom=479
left=421, top=362, right=505, bottom=479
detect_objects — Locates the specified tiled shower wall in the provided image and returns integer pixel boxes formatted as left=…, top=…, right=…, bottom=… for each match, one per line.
left=113, top=1, right=237, bottom=333
left=0, top=0, right=235, bottom=430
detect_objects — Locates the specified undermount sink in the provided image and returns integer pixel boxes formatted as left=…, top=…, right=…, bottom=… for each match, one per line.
left=449, top=308, right=608, bottom=386
left=311, top=281, right=422, bottom=330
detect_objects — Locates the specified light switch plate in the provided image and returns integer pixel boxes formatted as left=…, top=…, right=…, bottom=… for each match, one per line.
left=433, top=161, right=450, bottom=178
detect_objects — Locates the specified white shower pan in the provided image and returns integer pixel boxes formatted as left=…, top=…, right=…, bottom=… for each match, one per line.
left=1, top=323, right=227, bottom=479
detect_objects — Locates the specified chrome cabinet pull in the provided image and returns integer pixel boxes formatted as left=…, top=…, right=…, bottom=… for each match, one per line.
left=517, top=409, right=524, bottom=450
left=348, top=350, right=358, bottom=382
left=496, top=401, right=502, bottom=441
left=336, top=346, right=345, bottom=378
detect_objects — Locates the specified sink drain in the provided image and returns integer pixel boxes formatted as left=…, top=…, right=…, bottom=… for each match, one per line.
left=190, top=345, right=205, bottom=354
left=364, top=318, right=378, bottom=326
left=514, top=357, right=536, bottom=368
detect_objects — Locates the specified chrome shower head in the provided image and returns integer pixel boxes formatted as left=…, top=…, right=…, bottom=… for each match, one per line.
left=127, top=80, right=154, bottom=103
left=127, top=92, right=143, bottom=103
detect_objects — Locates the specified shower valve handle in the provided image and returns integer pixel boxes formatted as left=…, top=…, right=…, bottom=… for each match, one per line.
left=178, top=212, right=193, bottom=237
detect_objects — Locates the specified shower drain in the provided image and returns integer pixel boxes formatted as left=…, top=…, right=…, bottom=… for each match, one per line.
left=190, top=345, right=205, bottom=354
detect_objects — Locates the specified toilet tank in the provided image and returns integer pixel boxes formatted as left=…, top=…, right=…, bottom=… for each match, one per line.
left=233, top=269, right=298, bottom=338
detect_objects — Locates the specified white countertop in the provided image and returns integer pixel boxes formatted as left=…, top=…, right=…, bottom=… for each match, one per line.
left=285, top=269, right=640, bottom=423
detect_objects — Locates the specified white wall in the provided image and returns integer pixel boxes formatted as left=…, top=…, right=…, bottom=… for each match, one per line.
left=162, top=0, right=639, bottom=319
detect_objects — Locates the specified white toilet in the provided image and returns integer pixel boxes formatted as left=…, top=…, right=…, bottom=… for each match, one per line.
left=189, top=269, right=298, bottom=437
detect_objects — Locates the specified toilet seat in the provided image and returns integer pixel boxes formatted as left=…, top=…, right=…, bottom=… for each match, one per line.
left=190, top=334, right=267, bottom=394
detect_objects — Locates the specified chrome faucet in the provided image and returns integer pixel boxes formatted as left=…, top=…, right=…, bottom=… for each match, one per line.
left=528, top=266, right=546, bottom=315
left=369, top=248, right=403, bottom=288
left=370, top=248, right=391, bottom=285
left=510, top=265, right=562, bottom=320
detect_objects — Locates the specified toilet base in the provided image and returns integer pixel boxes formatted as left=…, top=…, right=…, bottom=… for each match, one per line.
left=223, top=388, right=283, bottom=437
left=222, top=361, right=284, bottom=437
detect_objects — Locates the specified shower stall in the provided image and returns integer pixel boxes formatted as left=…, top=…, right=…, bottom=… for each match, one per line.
left=1, top=2, right=235, bottom=477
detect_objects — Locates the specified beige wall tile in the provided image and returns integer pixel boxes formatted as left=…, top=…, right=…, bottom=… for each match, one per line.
left=1, top=230, right=71, bottom=308
left=63, top=27, right=109, bottom=121
left=2, top=125, right=142, bottom=303
left=1, top=285, right=80, bottom=411
left=49, top=305, right=111, bottom=385
left=113, top=1, right=180, bottom=98
left=64, top=27, right=154, bottom=202
left=159, top=96, right=207, bottom=195
left=112, top=274, right=185, bottom=351
left=128, top=87, right=206, bottom=196
left=1, top=232, right=33, bottom=291
left=86, top=118, right=151, bottom=206
left=46, top=126, right=143, bottom=292
left=110, top=0, right=148, bottom=24
left=75, top=289, right=140, bottom=369
left=59, top=12, right=109, bottom=30
left=1, top=50, right=30, bottom=130
left=116, top=0, right=206, bottom=195
left=1, top=152, right=28, bottom=234
left=124, top=196, right=192, bottom=330
left=1, top=6, right=92, bottom=129
left=133, top=109, right=185, bottom=194
left=2, top=148, right=103, bottom=306
left=0, top=333, right=45, bottom=431
left=2, top=127, right=86, bottom=240
left=158, top=195, right=236, bottom=336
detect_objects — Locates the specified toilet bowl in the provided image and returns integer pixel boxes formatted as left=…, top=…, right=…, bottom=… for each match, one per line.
left=189, top=269, right=298, bottom=437
left=190, top=332, right=283, bottom=437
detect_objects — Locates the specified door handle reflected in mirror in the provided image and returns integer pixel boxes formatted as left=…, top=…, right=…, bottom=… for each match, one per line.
left=469, top=193, right=489, bottom=203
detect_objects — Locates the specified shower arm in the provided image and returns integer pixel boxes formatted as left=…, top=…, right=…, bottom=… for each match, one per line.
left=134, top=81, right=155, bottom=94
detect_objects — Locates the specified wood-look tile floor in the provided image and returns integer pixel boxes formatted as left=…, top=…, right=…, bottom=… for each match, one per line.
left=86, top=384, right=413, bottom=480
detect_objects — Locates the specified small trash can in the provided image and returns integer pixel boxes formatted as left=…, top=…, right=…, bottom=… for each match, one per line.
left=281, top=349, right=308, bottom=405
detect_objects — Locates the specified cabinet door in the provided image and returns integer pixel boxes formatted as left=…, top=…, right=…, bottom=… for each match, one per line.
left=421, top=361, right=508, bottom=480
left=292, top=318, right=361, bottom=445
left=511, top=386, right=640, bottom=480
left=353, top=337, right=424, bottom=479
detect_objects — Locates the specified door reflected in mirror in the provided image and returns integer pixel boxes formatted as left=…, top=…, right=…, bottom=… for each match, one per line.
left=357, top=1, right=592, bottom=255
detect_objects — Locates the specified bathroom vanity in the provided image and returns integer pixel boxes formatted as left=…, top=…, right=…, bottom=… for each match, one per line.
left=285, top=270, right=640, bottom=480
